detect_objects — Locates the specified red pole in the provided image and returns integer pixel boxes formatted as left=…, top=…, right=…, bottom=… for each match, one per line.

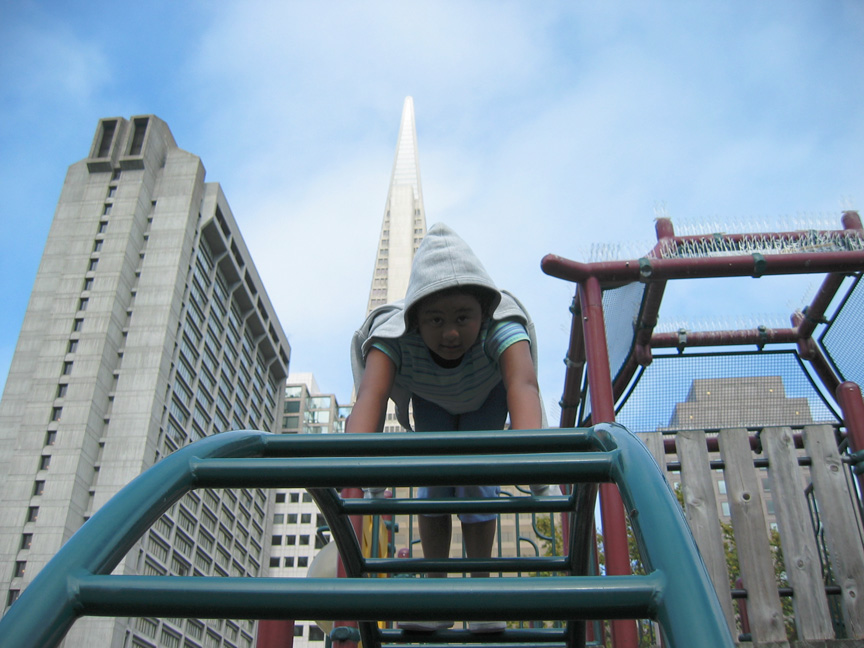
left=735, top=578, right=752, bottom=638
left=580, top=276, right=639, bottom=648
left=836, top=382, right=864, bottom=494
left=256, top=621, right=295, bottom=648
left=330, top=487, right=365, bottom=648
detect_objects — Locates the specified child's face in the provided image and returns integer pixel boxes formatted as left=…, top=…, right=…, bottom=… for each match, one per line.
left=416, top=292, right=484, bottom=362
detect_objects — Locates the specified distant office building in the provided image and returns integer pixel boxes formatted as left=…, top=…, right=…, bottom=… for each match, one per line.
left=271, top=374, right=349, bottom=648
left=0, top=116, right=290, bottom=648
left=663, top=375, right=816, bottom=525
left=666, top=376, right=814, bottom=430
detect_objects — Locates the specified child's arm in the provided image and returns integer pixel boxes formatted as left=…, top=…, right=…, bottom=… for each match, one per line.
left=499, top=340, right=543, bottom=430
left=345, top=347, right=396, bottom=433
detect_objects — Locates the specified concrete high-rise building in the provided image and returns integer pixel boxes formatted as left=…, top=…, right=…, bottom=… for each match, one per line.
left=0, top=116, right=290, bottom=648
left=661, top=375, right=817, bottom=525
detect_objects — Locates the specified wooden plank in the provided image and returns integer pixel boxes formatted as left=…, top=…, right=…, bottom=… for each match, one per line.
left=676, top=429, right=737, bottom=635
left=762, top=427, right=834, bottom=640
left=803, top=424, right=864, bottom=638
left=719, top=428, right=788, bottom=645
left=638, top=432, right=672, bottom=487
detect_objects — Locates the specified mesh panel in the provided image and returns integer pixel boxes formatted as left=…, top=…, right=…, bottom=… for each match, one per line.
left=581, top=282, right=647, bottom=422
left=820, top=274, right=864, bottom=386
left=615, top=351, right=839, bottom=435
left=603, top=282, right=647, bottom=382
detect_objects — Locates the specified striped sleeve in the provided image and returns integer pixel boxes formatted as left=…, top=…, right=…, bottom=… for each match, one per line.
left=485, top=320, right=530, bottom=361
left=370, top=338, right=401, bottom=368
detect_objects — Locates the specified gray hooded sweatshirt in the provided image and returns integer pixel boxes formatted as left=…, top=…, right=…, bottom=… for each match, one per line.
left=350, top=223, right=542, bottom=430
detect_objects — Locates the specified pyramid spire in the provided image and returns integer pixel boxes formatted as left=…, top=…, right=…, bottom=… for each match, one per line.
left=366, top=97, right=427, bottom=315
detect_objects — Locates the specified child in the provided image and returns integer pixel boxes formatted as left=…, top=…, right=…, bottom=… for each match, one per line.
left=347, top=223, right=544, bottom=633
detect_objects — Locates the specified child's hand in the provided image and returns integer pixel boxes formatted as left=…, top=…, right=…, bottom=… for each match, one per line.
left=529, top=484, right=562, bottom=497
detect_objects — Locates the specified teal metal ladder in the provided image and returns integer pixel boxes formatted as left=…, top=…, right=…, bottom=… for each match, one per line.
left=0, top=424, right=734, bottom=648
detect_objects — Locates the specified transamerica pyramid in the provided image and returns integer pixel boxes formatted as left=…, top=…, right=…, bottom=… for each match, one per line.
left=365, top=96, right=427, bottom=315
left=362, top=97, right=427, bottom=432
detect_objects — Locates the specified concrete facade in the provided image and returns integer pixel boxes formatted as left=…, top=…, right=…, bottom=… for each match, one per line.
left=0, top=116, right=290, bottom=648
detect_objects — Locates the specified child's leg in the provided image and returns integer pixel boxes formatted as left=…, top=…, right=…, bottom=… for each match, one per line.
left=456, top=381, right=508, bottom=572
left=461, top=518, right=496, bottom=578
left=413, top=395, right=460, bottom=570
left=418, top=514, right=452, bottom=579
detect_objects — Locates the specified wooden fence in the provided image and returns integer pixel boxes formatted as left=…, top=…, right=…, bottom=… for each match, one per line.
left=638, top=425, right=864, bottom=647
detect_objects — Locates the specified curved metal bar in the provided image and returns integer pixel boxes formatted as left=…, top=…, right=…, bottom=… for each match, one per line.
left=0, top=430, right=267, bottom=648
left=307, top=488, right=366, bottom=578
left=596, top=423, right=735, bottom=647
left=0, top=424, right=734, bottom=648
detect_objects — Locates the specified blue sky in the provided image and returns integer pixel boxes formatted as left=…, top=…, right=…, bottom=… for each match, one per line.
left=1, top=1, right=863, bottom=420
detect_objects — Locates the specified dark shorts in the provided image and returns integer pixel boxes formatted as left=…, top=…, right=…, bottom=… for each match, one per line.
left=412, top=381, right=507, bottom=523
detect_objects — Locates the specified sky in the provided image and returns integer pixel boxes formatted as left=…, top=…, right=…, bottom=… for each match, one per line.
left=1, top=1, right=863, bottom=422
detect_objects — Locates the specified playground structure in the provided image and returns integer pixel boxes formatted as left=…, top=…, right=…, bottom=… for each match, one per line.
left=1, top=212, right=863, bottom=648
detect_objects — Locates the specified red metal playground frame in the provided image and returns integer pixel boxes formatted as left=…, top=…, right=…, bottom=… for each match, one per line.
left=541, top=210, right=864, bottom=648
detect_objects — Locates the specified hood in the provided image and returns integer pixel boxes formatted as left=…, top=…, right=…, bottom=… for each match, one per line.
left=403, top=223, right=502, bottom=326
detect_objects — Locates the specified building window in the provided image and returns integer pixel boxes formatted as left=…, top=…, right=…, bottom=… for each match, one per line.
left=293, top=624, right=304, bottom=637
left=297, top=556, right=308, bottom=568
left=309, top=626, right=325, bottom=641
left=129, top=117, right=149, bottom=156
left=93, top=239, right=103, bottom=251
left=67, top=340, right=78, bottom=353
left=32, top=481, right=45, bottom=496
left=107, top=186, right=116, bottom=198
left=88, top=259, right=98, bottom=271
left=13, top=561, right=26, bottom=578
left=26, top=507, right=38, bottom=523
left=50, top=407, right=62, bottom=422
left=6, top=589, right=20, bottom=608
left=44, top=430, right=56, bottom=446
left=275, top=493, right=286, bottom=503
left=72, top=318, right=83, bottom=332
left=20, top=534, right=32, bottom=550
left=111, top=169, right=121, bottom=181
left=78, top=298, right=88, bottom=311
left=96, top=120, right=116, bottom=158
left=269, top=557, right=280, bottom=568
left=299, top=535, right=309, bottom=546
left=39, top=455, right=51, bottom=470
left=83, top=277, right=94, bottom=291
left=285, top=535, right=296, bottom=545
left=62, top=361, right=73, bottom=375
left=271, top=535, right=282, bottom=546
